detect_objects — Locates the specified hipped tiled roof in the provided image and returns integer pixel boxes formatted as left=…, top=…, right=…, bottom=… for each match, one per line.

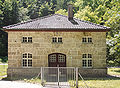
left=3, top=14, right=110, bottom=30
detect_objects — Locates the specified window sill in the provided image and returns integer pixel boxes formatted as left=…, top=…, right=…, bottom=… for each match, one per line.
left=22, top=66, right=32, bottom=68
left=82, top=42, right=93, bottom=44
left=52, top=42, right=63, bottom=44
left=22, top=42, right=32, bottom=43
left=82, top=67, right=92, bottom=69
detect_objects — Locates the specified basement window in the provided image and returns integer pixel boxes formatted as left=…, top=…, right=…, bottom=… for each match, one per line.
left=22, top=53, right=32, bottom=67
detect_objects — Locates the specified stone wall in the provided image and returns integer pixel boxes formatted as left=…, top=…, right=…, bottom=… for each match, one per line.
left=7, top=68, right=107, bottom=79
left=78, top=68, right=107, bottom=77
left=7, top=31, right=107, bottom=77
left=7, top=68, right=41, bottom=79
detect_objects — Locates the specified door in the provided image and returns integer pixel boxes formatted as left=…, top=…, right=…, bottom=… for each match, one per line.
left=48, top=53, right=66, bottom=67
left=48, top=53, right=67, bottom=81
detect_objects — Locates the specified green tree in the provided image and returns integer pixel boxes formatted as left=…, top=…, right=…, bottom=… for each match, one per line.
left=2, top=0, right=12, bottom=26
left=55, top=9, right=67, bottom=16
left=39, top=2, right=53, bottom=17
left=0, top=0, right=3, bottom=28
left=11, top=0, right=19, bottom=24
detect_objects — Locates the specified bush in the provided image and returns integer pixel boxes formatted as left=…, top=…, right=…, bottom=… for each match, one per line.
left=0, top=56, right=8, bottom=63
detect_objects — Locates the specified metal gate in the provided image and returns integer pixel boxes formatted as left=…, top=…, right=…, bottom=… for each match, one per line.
left=41, top=67, right=76, bottom=87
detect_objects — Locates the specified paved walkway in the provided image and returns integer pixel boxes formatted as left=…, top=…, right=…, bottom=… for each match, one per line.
left=0, top=80, right=42, bottom=88
left=0, top=80, right=71, bottom=88
left=0, top=63, right=8, bottom=65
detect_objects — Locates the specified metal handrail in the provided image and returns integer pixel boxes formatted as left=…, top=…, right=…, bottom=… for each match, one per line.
left=78, top=73, right=89, bottom=88
left=36, top=71, right=41, bottom=78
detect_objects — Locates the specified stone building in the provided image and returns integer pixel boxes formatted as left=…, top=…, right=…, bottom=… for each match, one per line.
left=3, top=5, right=110, bottom=77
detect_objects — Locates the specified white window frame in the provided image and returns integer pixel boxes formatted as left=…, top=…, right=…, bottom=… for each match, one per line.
left=52, top=37, right=63, bottom=43
left=22, top=53, right=32, bottom=67
left=22, top=37, right=32, bottom=43
left=82, top=37, right=92, bottom=43
left=52, top=37, right=57, bottom=43
left=82, top=54, right=92, bottom=68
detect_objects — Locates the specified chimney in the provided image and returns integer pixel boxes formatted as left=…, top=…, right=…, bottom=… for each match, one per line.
left=68, top=4, right=73, bottom=20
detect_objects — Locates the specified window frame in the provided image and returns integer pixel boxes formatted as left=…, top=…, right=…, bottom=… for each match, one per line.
left=82, top=38, right=87, bottom=43
left=28, top=37, right=32, bottom=43
left=52, top=37, right=57, bottom=43
left=88, top=38, right=92, bottom=43
left=22, top=53, right=32, bottom=67
left=22, top=37, right=32, bottom=43
left=58, top=37, right=62, bottom=43
left=52, top=37, right=63, bottom=43
left=82, top=37, right=93, bottom=43
left=22, top=37, right=27, bottom=43
left=82, top=54, right=92, bottom=68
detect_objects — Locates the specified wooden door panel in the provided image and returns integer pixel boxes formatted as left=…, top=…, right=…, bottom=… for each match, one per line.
left=48, top=53, right=66, bottom=67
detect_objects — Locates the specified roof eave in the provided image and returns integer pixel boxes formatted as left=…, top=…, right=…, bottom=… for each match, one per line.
left=3, top=28, right=111, bottom=32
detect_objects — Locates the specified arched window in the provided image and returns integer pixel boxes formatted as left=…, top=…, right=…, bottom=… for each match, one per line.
left=22, top=53, right=32, bottom=67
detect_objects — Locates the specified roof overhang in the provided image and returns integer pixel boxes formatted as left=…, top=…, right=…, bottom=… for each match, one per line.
left=3, top=28, right=110, bottom=32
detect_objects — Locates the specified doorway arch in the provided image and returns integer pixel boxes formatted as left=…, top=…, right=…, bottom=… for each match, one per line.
left=48, top=53, right=66, bottom=67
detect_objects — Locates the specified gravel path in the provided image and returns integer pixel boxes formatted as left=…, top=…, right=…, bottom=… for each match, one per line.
left=0, top=80, right=43, bottom=88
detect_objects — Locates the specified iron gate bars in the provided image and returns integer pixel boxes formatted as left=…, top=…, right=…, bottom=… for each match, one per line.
left=41, top=67, right=76, bottom=87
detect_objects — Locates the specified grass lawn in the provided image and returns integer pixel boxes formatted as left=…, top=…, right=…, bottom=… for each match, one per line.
left=108, top=67, right=120, bottom=76
left=0, top=64, right=8, bottom=79
left=78, top=77, right=120, bottom=88
left=24, top=78, right=41, bottom=84
left=78, top=67, right=120, bottom=88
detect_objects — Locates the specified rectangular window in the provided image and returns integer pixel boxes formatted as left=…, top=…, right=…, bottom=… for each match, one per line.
left=52, top=37, right=57, bottom=43
left=28, top=37, right=32, bottom=43
left=22, top=37, right=32, bottom=43
left=88, top=38, right=92, bottom=43
left=58, top=37, right=62, bottom=43
left=22, top=53, right=32, bottom=67
left=82, top=37, right=93, bottom=43
left=82, top=59, right=92, bottom=68
left=23, top=37, right=27, bottom=43
left=82, top=38, right=87, bottom=43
